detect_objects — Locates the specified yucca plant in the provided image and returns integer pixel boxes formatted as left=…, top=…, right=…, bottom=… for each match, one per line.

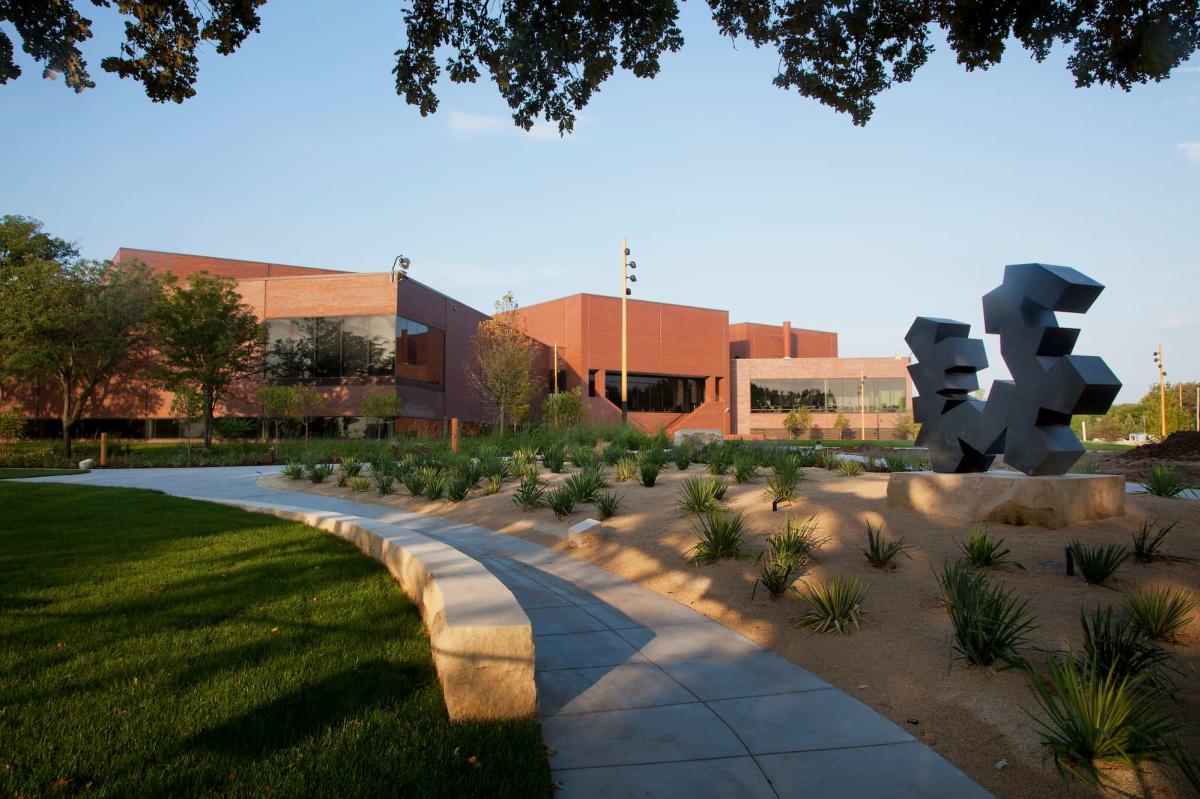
left=477, top=451, right=506, bottom=480
left=1122, top=587, right=1196, bottom=643
left=421, top=467, right=447, bottom=500
left=792, top=576, right=869, bottom=634
left=1131, top=518, right=1191, bottom=563
left=547, top=486, right=577, bottom=519
left=613, top=456, right=638, bottom=482
left=883, top=453, right=910, bottom=473
left=598, top=443, right=623, bottom=466
left=339, top=457, right=364, bottom=477
left=947, top=573, right=1037, bottom=666
left=307, top=463, right=333, bottom=484
left=592, top=490, right=623, bottom=520
left=282, top=461, right=306, bottom=480
left=542, top=442, right=567, bottom=473
left=1070, top=540, right=1129, bottom=585
left=672, top=445, right=694, bottom=470
left=638, top=458, right=662, bottom=487
left=347, top=475, right=372, bottom=493
left=1077, top=607, right=1174, bottom=690
left=1143, top=465, right=1187, bottom=498
left=455, top=457, right=485, bottom=487
left=1027, top=655, right=1184, bottom=786
left=732, top=453, right=759, bottom=483
left=764, top=473, right=799, bottom=508
left=372, top=470, right=395, bottom=495
left=689, top=511, right=746, bottom=565
left=511, top=475, right=546, bottom=510
left=836, top=458, right=865, bottom=477
left=862, top=521, right=911, bottom=570
left=705, top=447, right=731, bottom=475
left=446, top=473, right=472, bottom=502
left=482, top=473, right=504, bottom=495
left=677, top=476, right=724, bottom=513
left=563, top=470, right=604, bottom=503
left=816, top=449, right=841, bottom=470
left=752, top=558, right=797, bottom=600
left=934, top=559, right=977, bottom=610
left=400, top=468, right=425, bottom=497
left=765, top=515, right=824, bottom=569
left=960, top=524, right=1022, bottom=569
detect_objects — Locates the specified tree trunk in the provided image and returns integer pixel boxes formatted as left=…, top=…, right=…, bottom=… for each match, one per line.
left=202, top=390, right=216, bottom=450
left=60, top=391, right=74, bottom=459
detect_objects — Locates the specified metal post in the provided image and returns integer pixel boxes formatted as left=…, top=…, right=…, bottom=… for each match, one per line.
left=621, top=235, right=628, bottom=422
left=859, top=371, right=866, bottom=441
left=1158, top=343, right=1166, bottom=439
left=100, top=432, right=108, bottom=467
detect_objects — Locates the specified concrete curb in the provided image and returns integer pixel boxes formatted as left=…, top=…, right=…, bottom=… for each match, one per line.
left=213, top=499, right=537, bottom=722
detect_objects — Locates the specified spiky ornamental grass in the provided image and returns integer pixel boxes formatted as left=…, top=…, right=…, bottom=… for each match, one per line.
left=1122, top=587, right=1196, bottom=643
left=1027, top=656, right=1187, bottom=788
left=689, top=511, right=746, bottom=565
left=947, top=572, right=1037, bottom=667
left=372, top=470, right=396, bottom=495
left=338, top=457, right=364, bottom=477
left=792, top=576, right=869, bottom=634
left=562, top=469, right=604, bottom=503
left=676, top=476, right=725, bottom=514
left=546, top=486, right=577, bottom=519
left=883, top=453, right=910, bottom=473
left=446, top=473, right=472, bottom=502
left=1131, top=519, right=1191, bottom=564
left=861, top=521, right=911, bottom=570
left=732, top=453, right=759, bottom=483
left=764, top=473, right=799, bottom=507
left=511, top=475, right=546, bottom=510
left=421, top=467, right=447, bottom=501
left=835, top=458, right=865, bottom=477
left=1077, top=607, right=1175, bottom=691
left=638, top=458, right=662, bottom=487
left=282, top=461, right=306, bottom=480
left=1143, top=465, right=1188, bottom=498
left=960, top=524, right=1023, bottom=569
left=752, top=557, right=798, bottom=600
left=347, top=475, right=373, bottom=493
left=483, top=473, right=504, bottom=495
left=934, top=559, right=977, bottom=610
left=1069, top=540, right=1129, bottom=585
left=672, top=445, right=694, bottom=470
left=541, top=442, right=567, bottom=473
left=592, top=491, right=623, bottom=520
left=399, top=467, right=424, bottom=497
left=765, top=516, right=825, bottom=569
left=705, top=447, right=731, bottom=475
left=613, top=456, right=638, bottom=482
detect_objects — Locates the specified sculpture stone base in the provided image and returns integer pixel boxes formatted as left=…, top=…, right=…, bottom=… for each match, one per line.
left=886, top=472, right=1125, bottom=529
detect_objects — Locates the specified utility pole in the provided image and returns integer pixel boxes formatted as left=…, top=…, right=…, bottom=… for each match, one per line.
left=1153, top=345, right=1167, bottom=439
left=620, top=236, right=638, bottom=422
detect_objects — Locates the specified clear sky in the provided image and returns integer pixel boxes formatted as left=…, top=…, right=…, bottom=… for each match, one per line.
left=1, top=2, right=1197, bottom=403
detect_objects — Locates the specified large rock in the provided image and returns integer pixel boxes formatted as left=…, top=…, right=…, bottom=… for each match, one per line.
left=886, top=471, right=1125, bottom=528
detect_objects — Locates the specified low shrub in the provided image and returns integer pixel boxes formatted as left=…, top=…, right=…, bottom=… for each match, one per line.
left=732, top=453, right=759, bottom=483
left=421, top=467, right=447, bottom=501
left=816, top=449, right=841, bottom=470
left=1122, top=587, right=1196, bottom=643
left=961, top=524, right=1022, bottom=569
left=861, top=521, right=911, bottom=569
left=339, top=457, right=364, bottom=477
left=677, top=476, right=724, bottom=514
left=836, top=458, right=865, bottom=477
left=347, top=476, right=372, bottom=493
left=598, top=444, right=623, bottom=466
left=765, top=516, right=824, bottom=569
left=934, top=560, right=977, bottom=610
left=282, top=461, right=305, bottom=480
left=592, top=491, right=623, bottom=520
left=1077, top=607, right=1174, bottom=689
left=446, top=473, right=472, bottom=502
left=1144, top=465, right=1187, bottom=498
left=400, top=468, right=425, bottom=497
left=512, top=475, right=546, bottom=510
left=1028, top=655, right=1185, bottom=786
left=546, top=486, right=577, bottom=519
left=753, top=558, right=797, bottom=600
left=764, top=473, right=800, bottom=507
left=672, top=445, right=693, bottom=470
left=1070, top=540, right=1129, bottom=585
left=372, top=471, right=395, bottom=495
left=690, top=512, right=746, bottom=565
left=307, top=463, right=333, bottom=484
left=792, top=576, right=868, bottom=634
left=947, top=572, right=1036, bottom=666
left=1131, top=519, right=1191, bottom=564
left=562, top=470, right=604, bottom=503
left=705, top=447, right=731, bottom=475
left=542, top=442, right=567, bottom=473
left=613, top=456, right=638, bottom=482
left=638, top=459, right=662, bottom=487
left=883, top=453, right=910, bottom=473
left=483, top=473, right=504, bottom=495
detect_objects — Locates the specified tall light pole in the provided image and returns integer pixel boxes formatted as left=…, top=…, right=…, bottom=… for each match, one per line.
left=1153, top=345, right=1167, bottom=439
left=859, top=371, right=866, bottom=441
left=620, top=236, right=638, bottom=422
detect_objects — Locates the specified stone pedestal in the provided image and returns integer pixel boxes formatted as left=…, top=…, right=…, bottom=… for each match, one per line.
left=886, top=471, right=1125, bottom=528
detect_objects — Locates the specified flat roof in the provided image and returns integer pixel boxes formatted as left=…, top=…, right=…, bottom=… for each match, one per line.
left=522, top=292, right=729, bottom=314
left=729, top=320, right=838, bottom=336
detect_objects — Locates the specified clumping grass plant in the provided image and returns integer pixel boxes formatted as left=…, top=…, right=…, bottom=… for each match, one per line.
left=546, top=486, right=577, bottom=519
left=861, top=521, right=911, bottom=570
left=960, top=524, right=1022, bottom=569
left=613, top=456, right=638, bottom=482
left=835, top=458, right=865, bottom=477
left=372, top=470, right=396, bottom=496
left=307, top=463, right=333, bottom=484
left=282, top=461, right=305, bottom=480
left=592, top=491, right=623, bottom=520
left=677, top=476, right=725, bottom=514
left=792, top=576, right=868, bottom=634
left=421, top=467, right=447, bottom=501
left=934, top=559, right=977, bottom=610
left=753, top=558, right=798, bottom=600
left=511, top=475, right=546, bottom=510
left=541, top=442, right=566, bottom=473
left=765, top=516, right=824, bottom=569
left=347, top=476, right=372, bottom=493
left=446, top=473, right=472, bottom=502
left=1122, top=587, right=1196, bottom=643
left=483, top=473, right=504, bottom=495
left=947, top=572, right=1036, bottom=666
left=1077, top=607, right=1175, bottom=690
left=562, top=470, right=604, bottom=503
left=689, top=511, right=746, bottom=565
left=732, top=453, right=759, bottom=483
left=672, top=445, right=693, bottom=470
left=638, top=458, right=662, bottom=487
left=400, top=468, right=425, bottom=497
left=883, top=453, right=910, bottom=473
left=1131, top=519, right=1191, bottom=563
left=1070, top=540, right=1129, bottom=585
left=1143, top=465, right=1188, bottom=498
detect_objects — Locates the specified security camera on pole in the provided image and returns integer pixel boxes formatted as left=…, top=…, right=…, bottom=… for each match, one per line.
left=620, top=236, right=638, bottom=423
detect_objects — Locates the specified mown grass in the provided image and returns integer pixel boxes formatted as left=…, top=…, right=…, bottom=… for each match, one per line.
left=0, top=484, right=550, bottom=799
left=0, top=468, right=87, bottom=479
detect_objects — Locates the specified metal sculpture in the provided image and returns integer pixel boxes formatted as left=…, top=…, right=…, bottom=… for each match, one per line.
left=907, top=263, right=1121, bottom=476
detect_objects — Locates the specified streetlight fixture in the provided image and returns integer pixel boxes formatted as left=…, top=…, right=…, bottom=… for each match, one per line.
left=1153, top=346, right=1166, bottom=439
left=620, top=237, right=638, bottom=422
left=390, top=255, right=411, bottom=283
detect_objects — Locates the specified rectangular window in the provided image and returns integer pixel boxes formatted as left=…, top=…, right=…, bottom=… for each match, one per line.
left=604, top=372, right=706, bottom=413
left=749, top=377, right=906, bottom=413
left=265, top=314, right=442, bottom=386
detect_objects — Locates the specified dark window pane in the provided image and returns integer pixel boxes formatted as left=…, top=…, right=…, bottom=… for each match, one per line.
left=604, top=373, right=705, bottom=413
left=368, top=315, right=395, bottom=376
left=313, top=317, right=342, bottom=379
left=266, top=318, right=313, bottom=381
left=341, top=316, right=370, bottom=378
left=395, top=315, right=444, bottom=385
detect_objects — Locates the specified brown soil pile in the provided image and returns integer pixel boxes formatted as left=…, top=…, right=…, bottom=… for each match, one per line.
left=264, top=468, right=1200, bottom=799
left=1119, top=432, right=1200, bottom=461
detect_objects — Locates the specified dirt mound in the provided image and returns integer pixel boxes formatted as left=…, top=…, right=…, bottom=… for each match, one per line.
left=1118, top=431, right=1200, bottom=461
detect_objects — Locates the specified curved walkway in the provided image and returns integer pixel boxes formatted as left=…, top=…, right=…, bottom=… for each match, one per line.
left=25, top=467, right=992, bottom=798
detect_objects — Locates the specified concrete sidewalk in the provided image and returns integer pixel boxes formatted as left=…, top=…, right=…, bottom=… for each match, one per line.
left=21, top=467, right=992, bottom=798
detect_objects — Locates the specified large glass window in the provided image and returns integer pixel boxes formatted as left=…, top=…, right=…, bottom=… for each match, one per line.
left=266, top=315, right=440, bottom=385
left=749, top=377, right=906, bottom=413
left=605, top=373, right=706, bottom=413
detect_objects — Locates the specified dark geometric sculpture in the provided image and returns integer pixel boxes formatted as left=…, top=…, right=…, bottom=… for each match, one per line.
left=907, top=264, right=1121, bottom=476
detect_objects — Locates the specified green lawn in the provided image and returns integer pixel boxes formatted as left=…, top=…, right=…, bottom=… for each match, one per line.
left=0, top=468, right=88, bottom=479
left=1082, top=440, right=1134, bottom=451
left=0, top=485, right=550, bottom=798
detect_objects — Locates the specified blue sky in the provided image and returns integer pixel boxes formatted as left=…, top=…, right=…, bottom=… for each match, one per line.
left=1, top=2, right=1197, bottom=403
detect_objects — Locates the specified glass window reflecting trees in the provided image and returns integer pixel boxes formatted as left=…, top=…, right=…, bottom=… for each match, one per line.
left=265, top=315, right=441, bottom=385
left=604, top=373, right=705, bottom=413
left=749, top=377, right=906, bottom=413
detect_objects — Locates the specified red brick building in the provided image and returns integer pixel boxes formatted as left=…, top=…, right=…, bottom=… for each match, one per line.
left=8, top=249, right=912, bottom=440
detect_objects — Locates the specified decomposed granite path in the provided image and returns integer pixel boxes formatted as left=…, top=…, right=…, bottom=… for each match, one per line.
left=22, top=467, right=992, bottom=799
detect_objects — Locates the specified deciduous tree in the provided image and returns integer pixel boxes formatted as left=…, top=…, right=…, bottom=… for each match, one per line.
left=290, top=385, right=326, bottom=442
left=359, top=389, right=405, bottom=440
left=153, top=272, right=265, bottom=449
left=470, top=292, right=543, bottom=432
left=255, top=384, right=295, bottom=440
left=784, top=407, right=811, bottom=439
